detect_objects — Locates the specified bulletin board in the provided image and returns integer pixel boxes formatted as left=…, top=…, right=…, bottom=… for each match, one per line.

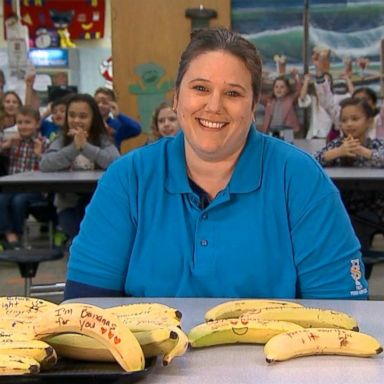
left=3, top=0, right=105, bottom=42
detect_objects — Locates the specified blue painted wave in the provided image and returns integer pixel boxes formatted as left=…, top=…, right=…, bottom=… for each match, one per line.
left=243, top=24, right=382, bottom=65
left=232, top=2, right=384, bottom=33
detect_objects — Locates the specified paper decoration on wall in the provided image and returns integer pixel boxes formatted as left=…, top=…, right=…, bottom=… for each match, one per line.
left=3, top=0, right=105, bottom=45
left=49, top=9, right=76, bottom=48
left=100, top=56, right=113, bottom=89
left=128, top=62, right=174, bottom=133
left=5, top=13, right=30, bottom=78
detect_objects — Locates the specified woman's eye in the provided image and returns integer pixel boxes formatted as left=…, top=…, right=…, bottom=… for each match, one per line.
left=227, top=90, right=241, bottom=97
left=193, top=85, right=208, bottom=92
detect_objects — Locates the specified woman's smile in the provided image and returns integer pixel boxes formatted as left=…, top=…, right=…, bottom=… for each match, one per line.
left=197, top=118, right=228, bottom=130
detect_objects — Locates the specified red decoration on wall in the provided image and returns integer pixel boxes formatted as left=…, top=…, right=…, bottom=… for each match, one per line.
left=3, top=0, right=105, bottom=42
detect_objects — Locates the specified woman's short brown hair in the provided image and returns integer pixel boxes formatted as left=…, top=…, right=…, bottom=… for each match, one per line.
left=175, top=27, right=262, bottom=107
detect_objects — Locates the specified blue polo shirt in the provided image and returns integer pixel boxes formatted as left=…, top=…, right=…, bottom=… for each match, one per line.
left=66, top=127, right=368, bottom=299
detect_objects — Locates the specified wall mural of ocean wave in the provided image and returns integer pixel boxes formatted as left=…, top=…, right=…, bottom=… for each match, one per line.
left=232, top=0, right=384, bottom=92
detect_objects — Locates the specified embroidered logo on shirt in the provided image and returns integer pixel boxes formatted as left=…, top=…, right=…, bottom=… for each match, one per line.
left=350, top=258, right=367, bottom=296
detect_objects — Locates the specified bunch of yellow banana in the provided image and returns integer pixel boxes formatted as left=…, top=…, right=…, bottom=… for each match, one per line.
left=240, top=306, right=359, bottom=331
left=106, top=303, right=182, bottom=322
left=162, top=326, right=189, bottom=366
left=45, top=327, right=176, bottom=359
left=0, top=339, right=57, bottom=370
left=264, top=328, right=383, bottom=362
left=0, top=319, right=35, bottom=336
left=0, top=297, right=58, bottom=338
left=0, top=329, right=57, bottom=374
left=32, top=302, right=145, bottom=372
left=0, top=354, right=40, bottom=375
left=114, top=313, right=181, bottom=332
left=0, top=329, right=32, bottom=343
left=204, top=299, right=303, bottom=321
left=0, top=297, right=57, bottom=321
left=188, top=318, right=303, bottom=348
left=44, top=320, right=188, bottom=366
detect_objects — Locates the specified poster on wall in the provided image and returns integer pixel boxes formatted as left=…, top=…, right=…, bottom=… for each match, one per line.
left=232, top=0, right=384, bottom=95
left=3, top=0, right=105, bottom=47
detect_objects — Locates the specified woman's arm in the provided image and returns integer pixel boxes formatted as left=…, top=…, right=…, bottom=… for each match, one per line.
left=66, top=156, right=137, bottom=296
left=286, top=154, right=368, bottom=299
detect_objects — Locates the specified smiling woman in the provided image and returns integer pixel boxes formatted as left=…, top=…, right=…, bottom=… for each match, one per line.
left=64, top=28, right=368, bottom=301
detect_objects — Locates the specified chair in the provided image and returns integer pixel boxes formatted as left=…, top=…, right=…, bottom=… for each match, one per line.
left=349, top=214, right=384, bottom=279
left=0, top=248, right=63, bottom=297
left=23, top=196, right=57, bottom=249
left=120, top=132, right=148, bottom=154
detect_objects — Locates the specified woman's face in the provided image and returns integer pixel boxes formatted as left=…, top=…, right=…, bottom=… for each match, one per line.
left=3, top=93, right=21, bottom=116
left=67, top=101, right=93, bottom=133
left=157, top=107, right=180, bottom=137
left=174, top=50, right=255, bottom=162
left=273, top=80, right=289, bottom=98
left=340, top=105, right=372, bottom=141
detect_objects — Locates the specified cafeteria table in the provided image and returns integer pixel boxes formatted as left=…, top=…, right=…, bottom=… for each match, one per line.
left=68, top=297, right=384, bottom=384
left=294, top=139, right=384, bottom=190
left=0, top=170, right=103, bottom=194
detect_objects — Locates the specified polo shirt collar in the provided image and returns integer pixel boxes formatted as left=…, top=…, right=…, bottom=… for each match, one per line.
left=165, top=126, right=264, bottom=194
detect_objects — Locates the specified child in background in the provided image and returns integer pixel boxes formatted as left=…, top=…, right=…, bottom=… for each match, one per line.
left=40, top=94, right=72, bottom=142
left=298, top=73, right=333, bottom=139
left=0, top=105, right=49, bottom=248
left=93, top=87, right=141, bottom=151
left=315, top=97, right=384, bottom=278
left=40, top=93, right=120, bottom=241
left=312, top=51, right=354, bottom=138
left=1, top=91, right=22, bottom=130
left=0, top=70, right=5, bottom=99
left=315, top=97, right=382, bottom=167
left=352, top=87, right=383, bottom=139
left=1, top=91, right=23, bottom=176
left=261, top=69, right=302, bottom=136
left=148, top=102, right=180, bottom=143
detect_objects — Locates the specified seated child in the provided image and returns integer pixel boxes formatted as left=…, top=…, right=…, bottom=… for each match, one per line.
left=94, top=87, right=141, bottom=150
left=0, top=105, right=50, bottom=248
left=40, top=94, right=73, bottom=141
left=315, top=97, right=384, bottom=278
left=148, top=102, right=180, bottom=143
left=40, top=93, right=120, bottom=241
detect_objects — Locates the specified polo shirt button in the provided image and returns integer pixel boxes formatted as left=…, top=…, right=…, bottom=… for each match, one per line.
left=200, top=239, right=208, bottom=246
left=202, top=213, right=208, bottom=220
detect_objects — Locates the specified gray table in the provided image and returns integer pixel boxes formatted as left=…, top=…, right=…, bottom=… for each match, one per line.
left=294, top=138, right=326, bottom=154
left=294, top=139, right=384, bottom=190
left=68, top=297, right=384, bottom=384
left=0, top=170, right=103, bottom=193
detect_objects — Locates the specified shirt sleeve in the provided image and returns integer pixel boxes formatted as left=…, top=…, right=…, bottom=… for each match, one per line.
left=285, top=153, right=368, bottom=299
left=108, top=114, right=142, bottom=149
left=315, top=75, right=340, bottom=129
left=81, top=141, right=120, bottom=169
left=66, top=155, right=138, bottom=292
left=64, top=279, right=122, bottom=299
left=314, top=139, right=342, bottom=167
left=40, top=139, right=80, bottom=171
